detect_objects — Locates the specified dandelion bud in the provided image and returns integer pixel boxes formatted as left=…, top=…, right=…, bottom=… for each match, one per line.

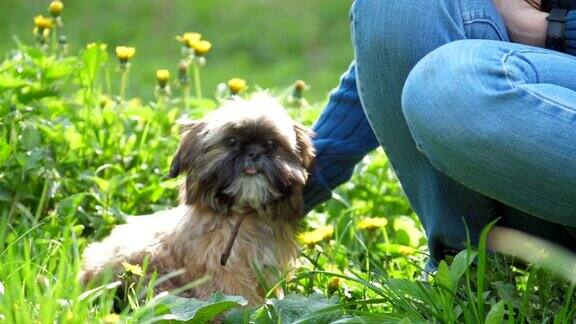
left=58, top=35, right=68, bottom=54
left=178, top=61, right=189, bottom=85
left=58, top=35, right=67, bottom=46
left=293, top=79, right=308, bottom=98
left=156, top=69, right=170, bottom=88
left=34, top=15, right=53, bottom=30
left=294, top=80, right=306, bottom=91
left=86, top=43, right=107, bottom=51
left=192, top=40, right=212, bottom=56
left=196, top=56, right=206, bottom=67
left=49, top=1, right=64, bottom=17
left=327, top=277, right=340, bottom=295
left=228, top=78, right=246, bottom=95
left=115, top=46, right=136, bottom=64
left=42, top=28, right=51, bottom=39
left=99, top=95, right=111, bottom=108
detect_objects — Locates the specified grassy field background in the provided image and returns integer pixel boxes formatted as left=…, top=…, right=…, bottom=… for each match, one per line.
left=1, top=0, right=353, bottom=102
left=1, top=1, right=576, bottom=323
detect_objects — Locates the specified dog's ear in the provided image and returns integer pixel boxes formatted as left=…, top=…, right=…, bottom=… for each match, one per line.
left=293, top=122, right=315, bottom=170
left=168, top=121, right=205, bottom=178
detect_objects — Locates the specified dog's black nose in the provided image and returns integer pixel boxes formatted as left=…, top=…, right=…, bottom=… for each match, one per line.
left=248, top=150, right=261, bottom=161
left=246, top=144, right=264, bottom=161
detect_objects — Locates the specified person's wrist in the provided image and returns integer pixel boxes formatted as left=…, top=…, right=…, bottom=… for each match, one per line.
left=494, top=0, right=549, bottom=46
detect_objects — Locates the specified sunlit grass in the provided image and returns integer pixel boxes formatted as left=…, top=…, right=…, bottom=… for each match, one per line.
left=0, top=2, right=575, bottom=323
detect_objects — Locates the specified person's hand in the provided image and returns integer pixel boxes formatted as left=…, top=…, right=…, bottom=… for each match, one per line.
left=493, top=0, right=549, bottom=46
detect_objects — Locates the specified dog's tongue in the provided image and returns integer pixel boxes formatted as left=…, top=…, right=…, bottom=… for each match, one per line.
left=243, top=167, right=258, bottom=175
left=220, top=213, right=247, bottom=266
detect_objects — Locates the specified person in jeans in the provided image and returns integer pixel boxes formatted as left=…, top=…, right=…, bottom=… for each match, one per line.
left=303, top=0, right=576, bottom=269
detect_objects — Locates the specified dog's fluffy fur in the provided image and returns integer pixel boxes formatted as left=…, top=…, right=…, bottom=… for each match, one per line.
left=79, top=94, right=314, bottom=304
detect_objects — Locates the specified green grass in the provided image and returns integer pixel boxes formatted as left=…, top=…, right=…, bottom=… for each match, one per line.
left=1, top=3, right=576, bottom=323
left=0, top=0, right=353, bottom=103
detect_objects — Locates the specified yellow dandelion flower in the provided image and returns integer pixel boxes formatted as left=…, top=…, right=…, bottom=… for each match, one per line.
left=176, top=32, right=202, bottom=48
left=121, top=261, right=143, bottom=276
left=49, top=1, right=64, bottom=16
left=357, top=217, right=388, bottom=231
left=156, top=69, right=170, bottom=87
left=102, top=313, right=120, bottom=324
left=398, top=245, right=415, bottom=255
left=34, top=15, right=53, bottom=29
left=115, top=46, right=136, bottom=62
left=192, top=40, right=212, bottom=56
left=228, top=78, right=246, bottom=94
left=86, top=42, right=107, bottom=51
left=299, top=225, right=334, bottom=247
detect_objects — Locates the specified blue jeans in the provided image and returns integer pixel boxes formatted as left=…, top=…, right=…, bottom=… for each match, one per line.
left=352, top=0, right=576, bottom=264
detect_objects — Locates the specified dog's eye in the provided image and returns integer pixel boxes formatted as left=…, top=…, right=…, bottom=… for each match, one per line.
left=264, top=139, right=277, bottom=150
left=225, top=137, right=237, bottom=147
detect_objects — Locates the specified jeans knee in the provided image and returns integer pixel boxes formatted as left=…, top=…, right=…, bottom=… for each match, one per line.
left=401, top=40, right=502, bottom=165
left=402, top=40, right=489, bottom=131
left=402, top=43, right=458, bottom=134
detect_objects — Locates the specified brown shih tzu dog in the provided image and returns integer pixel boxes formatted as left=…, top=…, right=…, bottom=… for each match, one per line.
left=79, top=94, right=314, bottom=304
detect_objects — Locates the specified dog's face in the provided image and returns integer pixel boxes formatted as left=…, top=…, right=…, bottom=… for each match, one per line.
left=169, top=94, right=314, bottom=221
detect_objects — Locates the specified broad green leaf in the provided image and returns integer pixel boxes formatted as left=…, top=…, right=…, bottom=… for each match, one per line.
left=449, top=250, right=477, bottom=283
left=222, top=307, right=261, bottom=324
left=392, top=216, right=423, bottom=247
left=87, top=176, right=110, bottom=192
left=24, top=46, right=44, bottom=61
left=485, top=301, right=505, bottom=324
left=332, top=314, right=412, bottom=324
left=44, top=57, right=77, bottom=80
left=493, top=281, right=520, bottom=307
left=20, top=123, right=41, bottom=150
left=81, top=43, right=108, bottom=85
left=247, top=305, right=274, bottom=324
left=0, top=136, right=11, bottom=165
left=436, top=260, right=454, bottom=292
left=65, top=126, right=84, bottom=150
left=0, top=189, right=11, bottom=202
left=159, top=292, right=247, bottom=323
left=0, top=74, right=27, bottom=90
left=269, top=293, right=340, bottom=324
left=55, top=193, right=87, bottom=218
left=20, top=148, right=45, bottom=172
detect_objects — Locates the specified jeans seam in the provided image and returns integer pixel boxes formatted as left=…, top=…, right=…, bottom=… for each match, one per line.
left=502, top=49, right=576, bottom=112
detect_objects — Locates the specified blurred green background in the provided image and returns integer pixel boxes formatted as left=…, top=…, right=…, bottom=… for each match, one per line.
left=1, top=0, right=354, bottom=102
